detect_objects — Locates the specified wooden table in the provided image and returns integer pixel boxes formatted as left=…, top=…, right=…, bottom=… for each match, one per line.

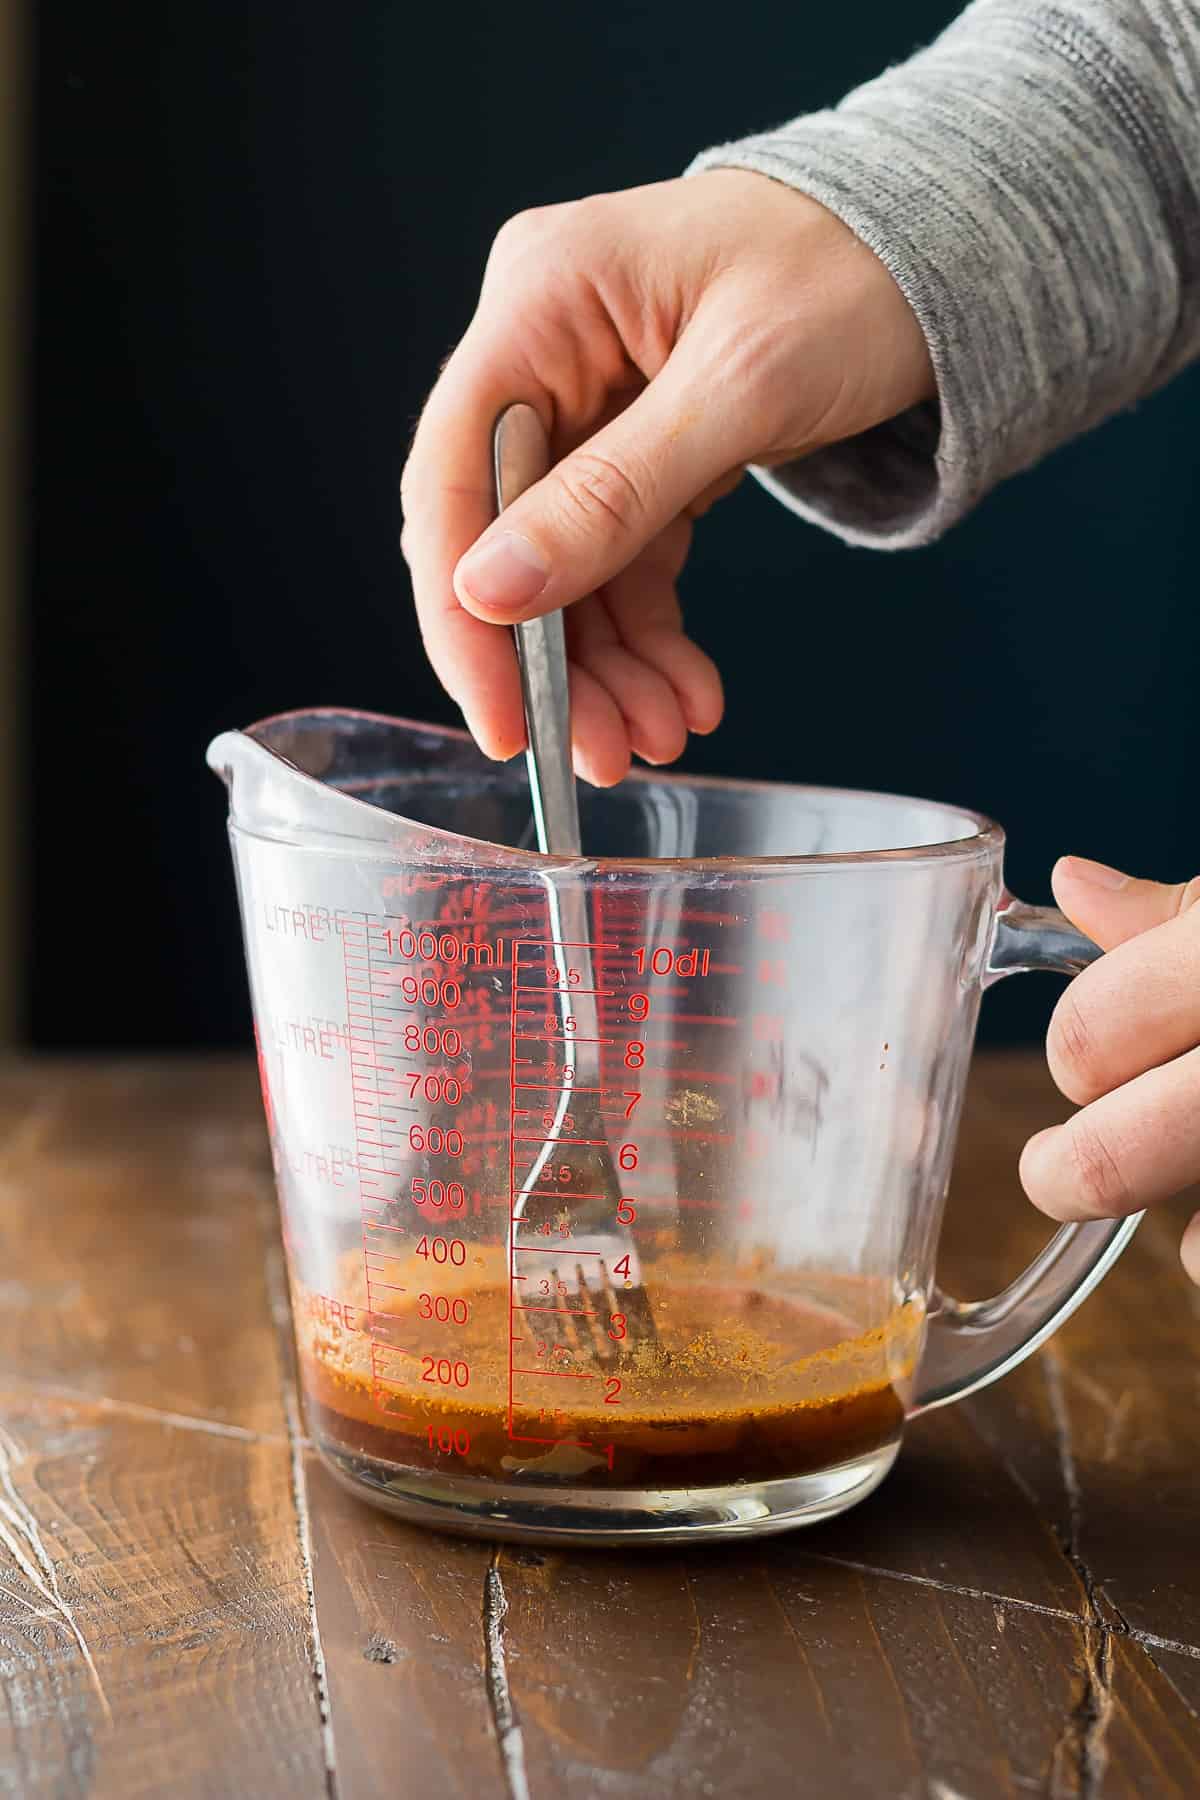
left=1, top=1054, right=1197, bottom=1798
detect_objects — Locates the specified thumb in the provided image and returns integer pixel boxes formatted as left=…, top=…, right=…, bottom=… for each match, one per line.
left=452, top=352, right=738, bottom=623
left=1051, top=855, right=1200, bottom=952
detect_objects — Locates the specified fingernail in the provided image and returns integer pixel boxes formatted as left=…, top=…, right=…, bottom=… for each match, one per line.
left=1061, top=856, right=1130, bottom=892
left=457, top=531, right=549, bottom=614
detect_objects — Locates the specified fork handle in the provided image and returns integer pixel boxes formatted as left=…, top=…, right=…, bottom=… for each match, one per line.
left=514, top=611, right=581, bottom=857
left=492, top=404, right=582, bottom=857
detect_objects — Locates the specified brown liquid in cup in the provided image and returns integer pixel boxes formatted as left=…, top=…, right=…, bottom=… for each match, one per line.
left=296, top=1251, right=923, bottom=1490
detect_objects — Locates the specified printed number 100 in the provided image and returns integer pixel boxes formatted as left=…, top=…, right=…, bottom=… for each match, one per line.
left=426, top=1425, right=470, bottom=1456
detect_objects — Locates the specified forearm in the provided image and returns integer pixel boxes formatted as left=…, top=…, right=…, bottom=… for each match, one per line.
left=689, top=0, right=1200, bottom=547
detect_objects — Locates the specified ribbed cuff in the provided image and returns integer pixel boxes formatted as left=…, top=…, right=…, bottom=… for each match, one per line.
left=685, top=2, right=1190, bottom=548
left=687, top=132, right=983, bottom=550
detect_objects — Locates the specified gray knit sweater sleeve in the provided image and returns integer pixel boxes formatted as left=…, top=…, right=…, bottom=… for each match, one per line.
left=688, top=0, right=1200, bottom=548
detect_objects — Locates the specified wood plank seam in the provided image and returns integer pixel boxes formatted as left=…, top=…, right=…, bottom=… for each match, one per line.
left=1042, top=1346, right=1115, bottom=1799
left=285, top=1382, right=340, bottom=1799
left=483, top=1552, right=532, bottom=1800
left=1045, top=1336, right=1200, bottom=1742
left=263, top=1220, right=340, bottom=1798
left=962, top=1360, right=1200, bottom=1689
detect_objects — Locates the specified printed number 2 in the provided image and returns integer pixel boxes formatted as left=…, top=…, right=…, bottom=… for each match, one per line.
left=604, top=1377, right=622, bottom=1405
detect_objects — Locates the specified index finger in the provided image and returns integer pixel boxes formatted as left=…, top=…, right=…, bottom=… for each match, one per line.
left=1045, top=910, right=1200, bottom=1106
left=401, top=330, right=548, bottom=758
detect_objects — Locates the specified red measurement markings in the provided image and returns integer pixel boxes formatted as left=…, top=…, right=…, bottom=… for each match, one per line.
left=513, top=1244, right=604, bottom=1256
left=521, top=1191, right=719, bottom=1215
left=348, top=910, right=485, bottom=1395
left=513, top=988, right=615, bottom=1001
left=511, top=1367, right=601, bottom=1381
left=513, top=1083, right=603, bottom=1093
left=512, top=1089, right=636, bottom=1105
left=368, top=1341, right=417, bottom=1425
left=512, top=1134, right=611, bottom=1147
left=517, top=1070, right=736, bottom=1088
left=363, top=892, right=519, bottom=1426
left=506, top=914, right=741, bottom=1470
left=513, top=1188, right=606, bottom=1201
left=518, top=939, right=610, bottom=950
left=515, top=1303, right=598, bottom=1317
left=345, top=915, right=395, bottom=1329
left=510, top=1036, right=615, bottom=1051
left=509, top=1433, right=608, bottom=1461
left=508, top=935, right=617, bottom=1438
left=507, top=931, right=519, bottom=1435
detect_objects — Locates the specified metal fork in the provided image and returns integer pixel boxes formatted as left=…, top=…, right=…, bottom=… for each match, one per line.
left=494, top=404, right=656, bottom=1364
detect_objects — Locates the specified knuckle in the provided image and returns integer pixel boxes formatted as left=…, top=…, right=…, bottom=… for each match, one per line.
left=554, top=450, right=650, bottom=539
left=1046, top=989, right=1104, bottom=1102
left=490, top=202, right=579, bottom=269
left=1067, top=1115, right=1134, bottom=1218
left=491, top=206, right=546, bottom=255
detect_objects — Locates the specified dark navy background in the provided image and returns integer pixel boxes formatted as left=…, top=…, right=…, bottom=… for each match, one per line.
left=33, top=0, right=1198, bottom=1046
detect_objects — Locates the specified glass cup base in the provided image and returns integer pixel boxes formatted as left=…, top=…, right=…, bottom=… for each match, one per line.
left=313, top=1434, right=901, bottom=1547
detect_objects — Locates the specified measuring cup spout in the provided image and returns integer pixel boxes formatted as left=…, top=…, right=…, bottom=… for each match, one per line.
left=206, top=724, right=396, bottom=849
left=205, top=729, right=251, bottom=792
left=207, top=709, right=514, bottom=854
left=208, top=707, right=716, bottom=869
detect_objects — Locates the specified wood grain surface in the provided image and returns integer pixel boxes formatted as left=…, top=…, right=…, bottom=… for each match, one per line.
left=2, top=1054, right=1197, bottom=1799
left=0, top=1062, right=327, bottom=1797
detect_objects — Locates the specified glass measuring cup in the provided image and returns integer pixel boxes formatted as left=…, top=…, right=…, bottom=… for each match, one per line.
left=208, top=709, right=1139, bottom=1546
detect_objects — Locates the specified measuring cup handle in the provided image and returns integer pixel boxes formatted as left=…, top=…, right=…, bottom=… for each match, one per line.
left=910, top=899, right=1143, bottom=1415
